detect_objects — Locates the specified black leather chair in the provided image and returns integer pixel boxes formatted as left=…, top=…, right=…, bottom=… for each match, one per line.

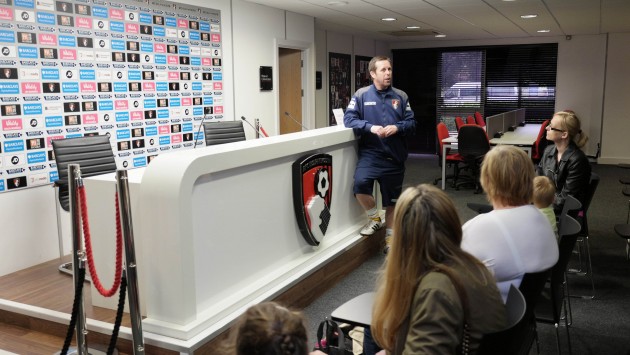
left=52, top=135, right=117, bottom=274
left=455, top=124, right=490, bottom=193
left=52, top=135, right=118, bottom=212
left=202, top=121, right=246, bottom=146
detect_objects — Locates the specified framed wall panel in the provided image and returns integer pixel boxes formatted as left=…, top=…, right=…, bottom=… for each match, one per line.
left=328, top=52, right=350, bottom=126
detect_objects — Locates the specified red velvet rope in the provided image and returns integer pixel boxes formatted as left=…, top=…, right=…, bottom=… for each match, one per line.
left=79, top=185, right=123, bottom=297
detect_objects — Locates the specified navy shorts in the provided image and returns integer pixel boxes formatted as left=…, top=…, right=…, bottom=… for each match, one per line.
left=353, top=156, right=405, bottom=207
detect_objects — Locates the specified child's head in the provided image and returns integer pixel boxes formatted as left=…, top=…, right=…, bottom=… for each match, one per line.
left=533, top=176, right=556, bottom=208
left=227, top=302, right=309, bottom=355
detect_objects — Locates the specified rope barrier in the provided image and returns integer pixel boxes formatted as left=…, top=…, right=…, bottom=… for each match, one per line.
left=60, top=267, right=86, bottom=355
left=79, top=186, right=124, bottom=297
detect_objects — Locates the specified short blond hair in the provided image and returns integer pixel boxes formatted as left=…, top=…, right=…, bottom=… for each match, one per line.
left=480, top=145, right=534, bottom=206
left=533, top=176, right=556, bottom=208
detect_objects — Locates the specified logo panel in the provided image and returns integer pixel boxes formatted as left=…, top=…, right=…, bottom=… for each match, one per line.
left=292, top=153, right=332, bottom=246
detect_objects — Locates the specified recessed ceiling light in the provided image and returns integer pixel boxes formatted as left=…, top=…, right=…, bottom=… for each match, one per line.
left=537, top=29, right=550, bottom=33
left=381, top=17, right=397, bottom=22
left=435, top=34, right=446, bottom=38
left=406, top=26, right=420, bottom=29
left=521, top=14, right=538, bottom=19
left=327, top=1, right=348, bottom=5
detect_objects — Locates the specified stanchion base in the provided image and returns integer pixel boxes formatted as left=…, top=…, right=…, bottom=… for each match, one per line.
left=54, top=343, right=117, bottom=355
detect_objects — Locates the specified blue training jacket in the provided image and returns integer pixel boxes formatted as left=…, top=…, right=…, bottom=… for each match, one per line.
left=343, top=84, right=416, bottom=164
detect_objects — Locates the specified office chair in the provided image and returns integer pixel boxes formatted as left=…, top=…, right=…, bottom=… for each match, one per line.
left=474, top=111, right=486, bottom=128
left=466, top=115, right=476, bottom=125
left=531, top=119, right=551, bottom=164
left=455, top=124, right=490, bottom=193
left=455, top=116, right=465, bottom=131
left=52, top=135, right=118, bottom=274
left=202, top=120, right=246, bottom=146
left=433, top=122, right=463, bottom=187
left=478, top=285, right=527, bottom=355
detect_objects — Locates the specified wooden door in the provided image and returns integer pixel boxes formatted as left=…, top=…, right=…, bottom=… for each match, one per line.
left=279, top=48, right=303, bottom=134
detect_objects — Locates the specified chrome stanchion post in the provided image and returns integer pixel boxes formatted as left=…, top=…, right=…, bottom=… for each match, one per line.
left=255, top=118, right=261, bottom=139
left=70, top=164, right=88, bottom=354
left=116, top=170, right=145, bottom=354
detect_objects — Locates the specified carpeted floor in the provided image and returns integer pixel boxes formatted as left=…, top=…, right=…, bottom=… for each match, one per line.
left=302, top=154, right=630, bottom=354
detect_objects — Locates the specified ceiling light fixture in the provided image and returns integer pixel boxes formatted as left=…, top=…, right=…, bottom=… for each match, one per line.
left=435, top=34, right=446, bottom=38
left=537, top=29, right=550, bottom=33
left=327, top=1, right=348, bottom=5
left=520, top=14, right=538, bottom=19
left=406, top=26, right=420, bottom=29
left=381, top=17, right=397, bottom=22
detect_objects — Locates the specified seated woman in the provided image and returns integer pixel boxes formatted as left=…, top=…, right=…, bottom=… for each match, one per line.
left=462, top=145, right=559, bottom=301
left=221, top=301, right=325, bottom=355
left=537, top=110, right=591, bottom=212
left=370, top=184, right=506, bottom=354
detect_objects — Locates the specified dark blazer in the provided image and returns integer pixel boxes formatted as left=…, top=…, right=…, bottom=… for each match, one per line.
left=537, top=142, right=591, bottom=212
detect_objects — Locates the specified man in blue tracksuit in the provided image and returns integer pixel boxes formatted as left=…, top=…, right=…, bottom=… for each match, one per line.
left=343, top=56, right=416, bottom=253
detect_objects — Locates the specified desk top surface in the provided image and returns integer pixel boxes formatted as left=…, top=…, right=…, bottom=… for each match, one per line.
left=330, top=292, right=375, bottom=328
left=442, top=123, right=541, bottom=146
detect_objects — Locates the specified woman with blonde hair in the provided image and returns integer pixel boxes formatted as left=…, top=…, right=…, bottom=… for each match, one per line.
left=462, top=145, right=558, bottom=301
left=371, top=184, right=506, bottom=354
left=537, top=110, right=591, bottom=211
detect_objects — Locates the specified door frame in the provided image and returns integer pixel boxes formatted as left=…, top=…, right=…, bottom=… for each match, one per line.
left=275, top=38, right=315, bottom=132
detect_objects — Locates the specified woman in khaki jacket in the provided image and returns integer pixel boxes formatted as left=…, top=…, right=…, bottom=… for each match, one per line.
left=370, top=184, right=506, bottom=355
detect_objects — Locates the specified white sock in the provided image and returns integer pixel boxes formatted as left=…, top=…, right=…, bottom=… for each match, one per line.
left=366, top=206, right=379, bottom=220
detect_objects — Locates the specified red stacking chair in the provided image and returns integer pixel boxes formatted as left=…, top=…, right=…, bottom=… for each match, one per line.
left=466, top=115, right=476, bottom=125
left=433, top=122, right=463, bottom=187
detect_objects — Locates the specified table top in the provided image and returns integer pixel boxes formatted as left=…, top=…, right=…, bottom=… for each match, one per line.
left=489, top=123, right=541, bottom=146
left=330, top=292, right=375, bottom=328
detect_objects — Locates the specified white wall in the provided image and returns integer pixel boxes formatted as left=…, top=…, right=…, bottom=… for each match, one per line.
left=600, top=33, right=630, bottom=164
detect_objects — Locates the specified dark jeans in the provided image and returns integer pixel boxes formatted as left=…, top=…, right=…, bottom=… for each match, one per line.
left=363, top=327, right=382, bottom=355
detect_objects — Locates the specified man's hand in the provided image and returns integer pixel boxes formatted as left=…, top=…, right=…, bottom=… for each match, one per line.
left=370, top=125, right=384, bottom=136
left=382, top=125, right=398, bottom=137
left=371, top=124, right=398, bottom=138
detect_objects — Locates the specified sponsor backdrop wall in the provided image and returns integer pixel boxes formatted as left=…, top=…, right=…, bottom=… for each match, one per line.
left=0, top=0, right=224, bottom=192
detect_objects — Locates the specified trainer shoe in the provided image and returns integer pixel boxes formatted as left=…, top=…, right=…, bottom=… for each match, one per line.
left=360, top=218, right=383, bottom=236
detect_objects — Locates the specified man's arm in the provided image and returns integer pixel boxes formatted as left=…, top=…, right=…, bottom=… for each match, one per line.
left=343, top=89, right=373, bottom=134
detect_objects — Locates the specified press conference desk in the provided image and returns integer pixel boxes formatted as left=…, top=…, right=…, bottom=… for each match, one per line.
left=82, top=126, right=369, bottom=347
left=441, top=124, right=541, bottom=190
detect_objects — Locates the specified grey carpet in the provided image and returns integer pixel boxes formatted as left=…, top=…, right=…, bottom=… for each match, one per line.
left=302, top=154, right=630, bottom=354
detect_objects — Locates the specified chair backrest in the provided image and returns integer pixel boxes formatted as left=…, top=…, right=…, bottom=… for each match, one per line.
left=466, top=115, right=476, bottom=125
left=203, top=120, right=246, bottom=146
left=455, top=116, right=465, bottom=131
left=583, top=172, right=600, bottom=214
left=457, top=124, right=490, bottom=159
left=542, top=211, right=581, bottom=322
left=531, top=119, right=551, bottom=160
left=436, top=122, right=450, bottom=158
left=559, top=194, right=582, bottom=229
left=474, top=111, right=486, bottom=127
left=52, top=135, right=117, bottom=212
left=478, top=285, right=527, bottom=354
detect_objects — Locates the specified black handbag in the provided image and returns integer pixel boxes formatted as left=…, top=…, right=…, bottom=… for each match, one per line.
left=314, top=319, right=353, bottom=355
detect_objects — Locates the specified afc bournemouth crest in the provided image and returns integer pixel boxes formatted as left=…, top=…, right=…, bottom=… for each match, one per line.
left=292, top=153, right=333, bottom=246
